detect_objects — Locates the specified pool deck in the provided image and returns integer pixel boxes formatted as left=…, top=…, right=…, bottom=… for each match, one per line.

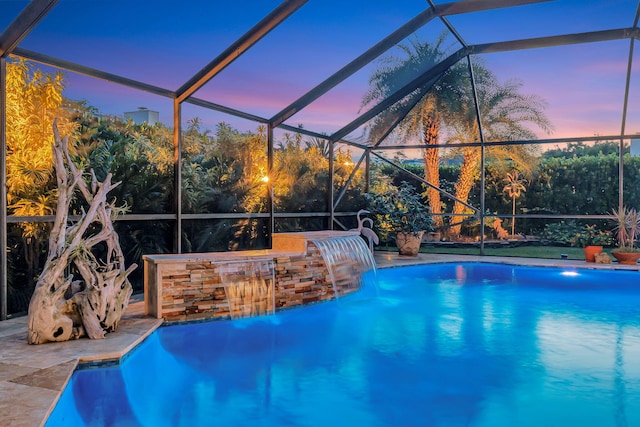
left=1, top=253, right=638, bottom=427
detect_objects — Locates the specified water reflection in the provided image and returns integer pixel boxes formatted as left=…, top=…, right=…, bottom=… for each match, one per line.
left=615, top=325, right=628, bottom=427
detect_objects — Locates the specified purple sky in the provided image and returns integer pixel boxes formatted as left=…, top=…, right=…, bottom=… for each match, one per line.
left=4, top=0, right=640, bottom=141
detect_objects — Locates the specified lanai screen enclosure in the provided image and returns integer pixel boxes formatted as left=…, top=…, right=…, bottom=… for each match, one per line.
left=1, top=0, right=640, bottom=319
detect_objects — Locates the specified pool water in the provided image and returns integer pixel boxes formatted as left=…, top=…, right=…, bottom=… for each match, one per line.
left=46, top=263, right=640, bottom=426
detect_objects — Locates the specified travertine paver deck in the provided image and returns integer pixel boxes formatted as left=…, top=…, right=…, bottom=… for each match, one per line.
left=0, top=254, right=637, bottom=426
left=0, top=297, right=162, bottom=427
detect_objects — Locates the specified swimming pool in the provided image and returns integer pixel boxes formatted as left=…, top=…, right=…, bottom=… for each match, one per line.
left=46, top=263, right=640, bottom=426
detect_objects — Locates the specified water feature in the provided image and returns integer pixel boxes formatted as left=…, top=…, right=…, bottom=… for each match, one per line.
left=145, top=230, right=372, bottom=321
left=309, top=234, right=377, bottom=298
left=216, top=258, right=275, bottom=319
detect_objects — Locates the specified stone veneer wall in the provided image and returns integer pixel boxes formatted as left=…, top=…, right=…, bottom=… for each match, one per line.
left=157, top=258, right=276, bottom=322
left=144, top=232, right=364, bottom=322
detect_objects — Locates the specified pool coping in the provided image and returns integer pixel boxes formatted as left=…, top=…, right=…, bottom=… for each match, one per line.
left=1, top=253, right=638, bottom=427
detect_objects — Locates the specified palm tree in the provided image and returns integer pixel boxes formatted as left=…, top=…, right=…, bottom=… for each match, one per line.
left=503, top=171, right=527, bottom=235
left=362, top=35, right=469, bottom=228
left=363, top=36, right=552, bottom=236
left=444, top=69, right=552, bottom=235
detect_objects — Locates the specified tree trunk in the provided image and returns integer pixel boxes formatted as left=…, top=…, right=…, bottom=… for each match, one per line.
left=27, top=121, right=136, bottom=344
left=512, top=196, right=516, bottom=235
left=422, top=112, right=442, bottom=228
left=449, top=147, right=481, bottom=237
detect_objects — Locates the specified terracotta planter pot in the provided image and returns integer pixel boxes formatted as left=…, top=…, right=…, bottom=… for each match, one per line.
left=396, top=231, right=424, bottom=256
left=611, top=251, right=640, bottom=265
left=583, top=245, right=603, bottom=263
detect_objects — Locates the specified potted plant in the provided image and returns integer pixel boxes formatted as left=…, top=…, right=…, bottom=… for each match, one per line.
left=365, top=181, right=433, bottom=256
left=570, top=224, right=614, bottom=262
left=610, top=207, right=640, bottom=264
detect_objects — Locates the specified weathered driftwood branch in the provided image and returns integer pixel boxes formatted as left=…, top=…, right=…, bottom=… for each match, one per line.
left=27, top=121, right=136, bottom=344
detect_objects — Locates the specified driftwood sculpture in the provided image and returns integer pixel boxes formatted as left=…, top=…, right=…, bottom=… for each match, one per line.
left=27, top=122, right=136, bottom=344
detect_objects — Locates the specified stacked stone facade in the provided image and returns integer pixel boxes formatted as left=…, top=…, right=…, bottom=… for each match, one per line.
left=144, top=232, right=366, bottom=322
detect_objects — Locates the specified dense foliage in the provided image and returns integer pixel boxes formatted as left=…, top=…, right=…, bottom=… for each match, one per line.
left=570, top=224, right=614, bottom=247
left=5, top=58, right=75, bottom=314
left=375, top=144, right=640, bottom=240
left=542, top=141, right=625, bottom=159
left=366, top=181, right=434, bottom=241
left=4, top=60, right=368, bottom=313
left=527, top=154, right=622, bottom=215
left=4, top=59, right=640, bottom=316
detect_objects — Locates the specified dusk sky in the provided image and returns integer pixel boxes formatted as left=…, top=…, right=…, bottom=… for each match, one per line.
left=3, top=0, right=639, bottom=142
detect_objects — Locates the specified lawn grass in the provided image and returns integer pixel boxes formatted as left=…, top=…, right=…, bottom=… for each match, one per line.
left=378, top=244, right=594, bottom=260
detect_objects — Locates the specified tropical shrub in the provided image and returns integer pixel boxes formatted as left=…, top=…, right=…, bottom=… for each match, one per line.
left=570, top=224, right=614, bottom=247
left=540, top=221, right=582, bottom=246
left=366, top=181, right=433, bottom=241
left=5, top=57, right=75, bottom=313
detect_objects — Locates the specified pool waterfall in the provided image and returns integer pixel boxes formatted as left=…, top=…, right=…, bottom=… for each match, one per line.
left=143, top=231, right=377, bottom=322
left=218, top=258, right=275, bottom=319
left=309, top=234, right=377, bottom=298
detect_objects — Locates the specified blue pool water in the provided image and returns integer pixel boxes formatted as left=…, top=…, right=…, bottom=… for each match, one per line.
left=46, top=263, right=640, bottom=427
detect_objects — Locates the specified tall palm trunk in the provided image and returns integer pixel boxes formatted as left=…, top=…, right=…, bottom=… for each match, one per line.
left=422, top=112, right=443, bottom=227
left=511, top=196, right=516, bottom=235
left=450, top=147, right=481, bottom=236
